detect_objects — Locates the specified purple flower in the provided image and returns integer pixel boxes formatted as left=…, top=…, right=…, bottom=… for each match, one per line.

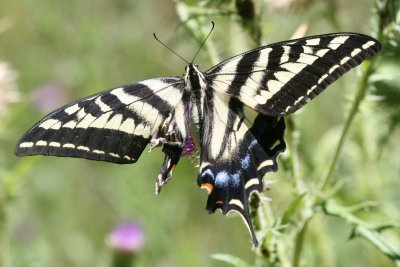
left=181, top=101, right=197, bottom=156
left=181, top=133, right=196, bottom=156
left=32, top=83, right=68, bottom=113
left=12, top=219, right=36, bottom=243
left=107, top=222, right=144, bottom=253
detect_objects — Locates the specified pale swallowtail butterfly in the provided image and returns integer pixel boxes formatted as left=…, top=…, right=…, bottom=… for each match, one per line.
left=15, top=32, right=381, bottom=246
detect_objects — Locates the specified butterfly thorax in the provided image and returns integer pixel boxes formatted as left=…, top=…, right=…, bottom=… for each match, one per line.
left=185, top=63, right=207, bottom=142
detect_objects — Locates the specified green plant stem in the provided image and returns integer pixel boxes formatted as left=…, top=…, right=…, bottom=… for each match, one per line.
left=319, top=60, right=375, bottom=192
left=291, top=60, right=377, bottom=267
left=292, top=220, right=309, bottom=267
left=285, top=116, right=304, bottom=192
left=292, top=1, right=388, bottom=265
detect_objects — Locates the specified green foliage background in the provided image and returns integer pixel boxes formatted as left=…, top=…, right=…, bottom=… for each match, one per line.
left=0, top=0, right=399, bottom=266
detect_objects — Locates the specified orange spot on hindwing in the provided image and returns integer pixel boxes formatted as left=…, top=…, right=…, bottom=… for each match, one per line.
left=200, top=183, right=214, bottom=194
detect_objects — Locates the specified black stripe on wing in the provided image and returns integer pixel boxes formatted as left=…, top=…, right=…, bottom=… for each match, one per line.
left=15, top=77, right=184, bottom=164
left=259, top=34, right=382, bottom=115
left=198, top=90, right=286, bottom=245
left=206, top=33, right=382, bottom=116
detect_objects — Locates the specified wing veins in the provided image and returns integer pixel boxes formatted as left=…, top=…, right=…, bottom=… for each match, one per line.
left=73, top=81, right=183, bottom=129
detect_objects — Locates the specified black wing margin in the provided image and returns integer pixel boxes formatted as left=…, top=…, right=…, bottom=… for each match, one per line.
left=15, top=77, right=184, bottom=164
left=206, top=33, right=382, bottom=116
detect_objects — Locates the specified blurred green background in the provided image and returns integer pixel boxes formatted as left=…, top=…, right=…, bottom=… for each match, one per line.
left=0, top=0, right=399, bottom=267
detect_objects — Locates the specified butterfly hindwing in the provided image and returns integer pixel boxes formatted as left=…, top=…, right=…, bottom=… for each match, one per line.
left=197, top=89, right=286, bottom=245
left=206, top=33, right=382, bottom=116
left=15, top=77, right=185, bottom=164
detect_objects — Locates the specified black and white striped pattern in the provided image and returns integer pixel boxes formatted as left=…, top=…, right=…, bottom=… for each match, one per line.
left=207, top=33, right=380, bottom=115
left=15, top=33, right=381, bottom=246
left=16, top=78, right=185, bottom=163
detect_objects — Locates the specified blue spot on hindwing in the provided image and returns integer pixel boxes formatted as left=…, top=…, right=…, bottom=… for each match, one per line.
left=240, top=140, right=258, bottom=170
left=215, top=170, right=241, bottom=188
left=241, top=154, right=250, bottom=170
left=203, top=140, right=261, bottom=190
left=231, top=173, right=240, bottom=187
left=248, top=140, right=258, bottom=149
left=215, top=171, right=229, bottom=188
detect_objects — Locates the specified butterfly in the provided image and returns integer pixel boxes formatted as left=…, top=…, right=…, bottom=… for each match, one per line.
left=15, top=31, right=381, bottom=246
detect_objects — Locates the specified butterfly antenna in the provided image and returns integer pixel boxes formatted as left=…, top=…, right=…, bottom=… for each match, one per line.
left=191, top=21, right=215, bottom=63
left=153, top=33, right=189, bottom=64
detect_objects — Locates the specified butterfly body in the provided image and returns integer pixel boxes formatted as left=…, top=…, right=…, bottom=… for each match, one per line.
left=15, top=33, right=381, bottom=246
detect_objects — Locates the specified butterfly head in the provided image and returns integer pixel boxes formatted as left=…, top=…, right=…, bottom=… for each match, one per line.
left=184, top=63, right=200, bottom=73
left=184, top=63, right=206, bottom=92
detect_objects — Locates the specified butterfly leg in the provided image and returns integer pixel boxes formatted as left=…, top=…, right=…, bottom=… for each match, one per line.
left=155, top=141, right=183, bottom=194
left=152, top=127, right=186, bottom=194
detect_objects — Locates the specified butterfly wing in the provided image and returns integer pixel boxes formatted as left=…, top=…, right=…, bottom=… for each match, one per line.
left=197, top=90, right=285, bottom=246
left=199, top=33, right=381, bottom=245
left=206, top=33, right=382, bottom=116
left=15, top=77, right=185, bottom=164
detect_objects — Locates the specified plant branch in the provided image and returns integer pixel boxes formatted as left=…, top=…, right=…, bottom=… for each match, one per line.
left=319, top=60, right=376, bottom=192
left=292, top=220, right=309, bottom=267
left=292, top=34, right=379, bottom=267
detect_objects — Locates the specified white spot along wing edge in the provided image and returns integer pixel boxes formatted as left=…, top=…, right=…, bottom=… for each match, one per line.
left=15, top=77, right=185, bottom=164
left=205, top=33, right=381, bottom=116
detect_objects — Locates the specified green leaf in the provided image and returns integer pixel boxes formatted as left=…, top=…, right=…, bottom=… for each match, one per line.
left=370, top=61, right=400, bottom=110
left=211, top=254, right=252, bottom=267
left=281, top=193, right=305, bottom=226
left=350, top=226, right=400, bottom=267
left=322, top=200, right=400, bottom=266
left=369, top=60, right=400, bottom=148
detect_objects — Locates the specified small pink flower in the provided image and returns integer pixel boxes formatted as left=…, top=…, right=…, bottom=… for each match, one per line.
left=12, top=219, right=36, bottom=243
left=181, top=133, right=196, bottom=156
left=181, top=101, right=197, bottom=156
left=32, top=84, right=68, bottom=113
left=107, top=222, right=144, bottom=253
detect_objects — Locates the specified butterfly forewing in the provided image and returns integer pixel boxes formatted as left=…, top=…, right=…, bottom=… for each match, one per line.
left=206, top=33, right=382, bottom=116
left=15, top=77, right=185, bottom=164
